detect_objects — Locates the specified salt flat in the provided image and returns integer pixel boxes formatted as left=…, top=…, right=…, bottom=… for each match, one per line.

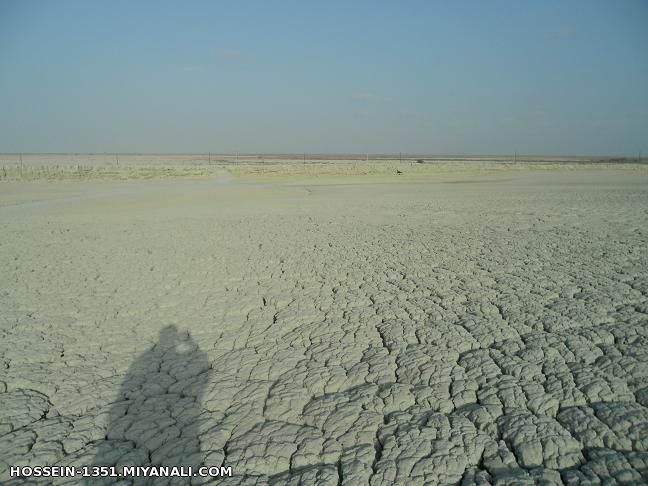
left=1, top=163, right=648, bottom=484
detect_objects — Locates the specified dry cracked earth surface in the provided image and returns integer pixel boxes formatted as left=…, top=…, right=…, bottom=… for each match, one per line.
left=1, top=165, right=648, bottom=485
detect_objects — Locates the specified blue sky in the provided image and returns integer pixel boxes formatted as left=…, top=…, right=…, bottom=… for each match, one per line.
left=0, top=0, right=646, bottom=155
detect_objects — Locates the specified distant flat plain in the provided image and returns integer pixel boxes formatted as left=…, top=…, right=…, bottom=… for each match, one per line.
left=1, top=157, right=648, bottom=484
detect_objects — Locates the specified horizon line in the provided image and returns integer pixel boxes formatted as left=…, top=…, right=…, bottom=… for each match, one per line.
left=0, top=152, right=642, bottom=159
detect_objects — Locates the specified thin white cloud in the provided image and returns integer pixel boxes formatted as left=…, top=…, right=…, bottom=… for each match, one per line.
left=350, top=92, right=391, bottom=103
left=546, top=27, right=577, bottom=39
left=215, top=48, right=250, bottom=62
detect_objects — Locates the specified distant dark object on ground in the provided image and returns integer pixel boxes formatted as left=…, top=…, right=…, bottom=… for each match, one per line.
left=416, top=159, right=425, bottom=164
left=396, top=169, right=403, bottom=175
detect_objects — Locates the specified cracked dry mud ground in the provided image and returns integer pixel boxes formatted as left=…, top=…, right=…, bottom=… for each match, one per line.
left=1, top=167, right=648, bottom=485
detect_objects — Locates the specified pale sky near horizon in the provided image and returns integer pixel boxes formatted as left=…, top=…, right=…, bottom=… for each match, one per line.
left=0, top=0, right=646, bottom=155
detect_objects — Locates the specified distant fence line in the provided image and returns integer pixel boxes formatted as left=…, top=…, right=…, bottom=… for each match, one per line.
left=0, top=153, right=644, bottom=167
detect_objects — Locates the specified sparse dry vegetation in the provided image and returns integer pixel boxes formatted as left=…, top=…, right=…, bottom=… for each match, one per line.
left=0, top=164, right=216, bottom=181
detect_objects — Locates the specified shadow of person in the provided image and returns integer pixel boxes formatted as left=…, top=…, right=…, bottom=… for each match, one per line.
left=90, top=325, right=212, bottom=485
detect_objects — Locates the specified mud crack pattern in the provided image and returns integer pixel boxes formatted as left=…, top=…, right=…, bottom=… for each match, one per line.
left=1, top=169, right=648, bottom=484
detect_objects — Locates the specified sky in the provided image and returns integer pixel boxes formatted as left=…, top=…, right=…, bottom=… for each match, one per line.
left=0, top=0, right=646, bottom=155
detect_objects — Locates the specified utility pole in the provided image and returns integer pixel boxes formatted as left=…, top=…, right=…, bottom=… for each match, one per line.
left=303, top=152, right=306, bottom=164
left=116, top=153, right=119, bottom=165
left=399, top=152, right=402, bottom=163
left=209, top=152, right=211, bottom=164
left=514, top=151, right=517, bottom=163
